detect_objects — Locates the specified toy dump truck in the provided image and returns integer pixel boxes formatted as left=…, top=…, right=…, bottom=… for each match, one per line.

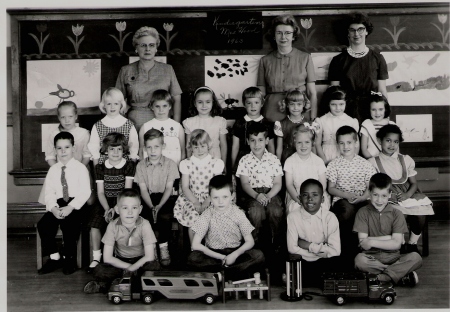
left=322, top=272, right=396, bottom=305
left=107, top=271, right=220, bottom=305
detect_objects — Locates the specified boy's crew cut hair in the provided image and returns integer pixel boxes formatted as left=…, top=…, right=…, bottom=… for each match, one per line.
left=300, top=178, right=324, bottom=194
left=54, top=131, right=75, bottom=146
left=246, top=121, right=268, bottom=139
left=336, top=125, right=358, bottom=142
left=242, top=87, right=264, bottom=104
left=376, top=124, right=404, bottom=142
left=100, top=132, right=130, bottom=156
left=144, top=129, right=165, bottom=145
left=117, top=188, right=141, bottom=204
left=149, top=89, right=174, bottom=108
left=208, top=175, right=233, bottom=194
left=369, top=172, right=392, bottom=191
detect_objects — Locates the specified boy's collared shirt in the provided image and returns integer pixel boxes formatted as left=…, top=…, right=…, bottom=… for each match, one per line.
left=236, top=149, right=283, bottom=188
left=134, top=155, right=179, bottom=194
left=44, top=157, right=91, bottom=211
left=353, top=202, right=408, bottom=252
left=192, top=203, right=254, bottom=250
left=326, top=155, right=376, bottom=204
left=102, top=216, right=157, bottom=259
left=287, top=207, right=340, bottom=261
left=368, top=151, right=417, bottom=180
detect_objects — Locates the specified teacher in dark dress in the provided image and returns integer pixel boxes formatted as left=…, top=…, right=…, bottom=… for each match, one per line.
left=328, top=12, right=388, bottom=122
left=115, top=26, right=182, bottom=132
left=257, top=14, right=317, bottom=122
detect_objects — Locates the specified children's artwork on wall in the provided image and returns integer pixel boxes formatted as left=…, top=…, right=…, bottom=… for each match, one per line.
left=204, top=55, right=263, bottom=108
left=382, top=51, right=450, bottom=106
left=395, top=114, right=433, bottom=142
left=27, top=59, right=101, bottom=116
left=129, top=56, right=167, bottom=64
left=311, top=52, right=340, bottom=81
left=41, top=123, right=79, bottom=151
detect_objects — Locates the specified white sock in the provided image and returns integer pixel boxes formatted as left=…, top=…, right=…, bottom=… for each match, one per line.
left=409, top=233, right=421, bottom=244
left=93, top=249, right=102, bottom=262
left=50, top=252, right=60, bottom=260
left=159, top=242, right=168, bottom=248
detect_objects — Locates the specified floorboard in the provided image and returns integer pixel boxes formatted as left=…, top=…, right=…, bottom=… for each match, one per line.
left=6, top=220, right=450, bottom=312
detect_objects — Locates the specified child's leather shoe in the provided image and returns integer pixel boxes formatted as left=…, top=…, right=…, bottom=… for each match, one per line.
left=63, top=256, right=77, bottom=275
left=38, top=258, right=62, bottom=275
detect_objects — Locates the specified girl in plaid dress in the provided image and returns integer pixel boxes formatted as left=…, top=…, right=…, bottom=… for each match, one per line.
left=86, top=133, right=136, bottom=273
left=173, top=129, right=224, bottom=243
left=88, top=87, right=139, bottom=166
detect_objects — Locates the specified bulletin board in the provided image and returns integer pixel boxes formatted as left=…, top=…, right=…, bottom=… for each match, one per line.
left=8, top=3, right=450, bottom=184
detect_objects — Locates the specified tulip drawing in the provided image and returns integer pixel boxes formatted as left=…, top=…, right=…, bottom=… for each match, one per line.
left=159, top=23, right=178, bottom=51
left=299, top=18, right=315, bottom=48
left=28, top=23, right=49, bottom=54
left=382, top=16, right=406, bottom=47
left=67, top=24, right=85, bottom=54
left=431, top=14, right=449, bottom=44
left=109, top=21, right=132, bottom=52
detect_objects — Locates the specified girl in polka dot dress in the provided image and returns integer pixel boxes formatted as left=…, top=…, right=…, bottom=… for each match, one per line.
left=173, top=129, right=224, bottom=242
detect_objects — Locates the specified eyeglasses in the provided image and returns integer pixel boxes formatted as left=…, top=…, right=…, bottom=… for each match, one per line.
left=275, top=31, right=294, bottom=37
left=138, top=43, right=157, bottom=49
left=348, top=27, right=366, bottom=34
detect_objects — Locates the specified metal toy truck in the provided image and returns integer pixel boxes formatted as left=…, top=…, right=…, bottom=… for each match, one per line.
left=107, top=271, right=220, bottom=305
left=322, top=272, right=396, bottom=305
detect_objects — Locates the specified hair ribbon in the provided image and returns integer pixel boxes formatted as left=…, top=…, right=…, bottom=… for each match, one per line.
left=371, top=91, right=382, bottom=96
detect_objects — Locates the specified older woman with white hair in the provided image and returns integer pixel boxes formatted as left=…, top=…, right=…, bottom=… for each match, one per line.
left=115, top=26, right=182, bottom=131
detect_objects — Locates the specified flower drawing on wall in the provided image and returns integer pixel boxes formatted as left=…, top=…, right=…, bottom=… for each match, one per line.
left=382, top=16, right=406, bottom=47
left=159, top=23, right=178, bottom=51
left=109, top=21, right=132, bottom=52
left=299, top=18, right=316, bottom=48
left=67, top=24, right=85, bottom=54
left=431, top=14, right=449, bottom=44
left=28, top=23, right=50, bottom=55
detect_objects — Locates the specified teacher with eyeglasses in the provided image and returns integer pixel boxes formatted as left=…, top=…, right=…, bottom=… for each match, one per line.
left=328, top=12, right=388, bottom=122
left=115, top=26, right=182, bottom=132
left=257, top=14, right=317, bottom=122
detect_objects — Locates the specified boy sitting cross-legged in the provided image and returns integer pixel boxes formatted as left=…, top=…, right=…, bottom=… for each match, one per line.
left=187, top=175, right=265, bottom=280
left=354, top=173, right=422, bottom=286
left=84, top=188, right=160, bottom=294
left=287, top=179, right=341, bottom=287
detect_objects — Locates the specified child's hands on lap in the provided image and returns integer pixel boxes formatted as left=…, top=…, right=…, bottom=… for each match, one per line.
left=104, top=208, right=115, bottom=223
left=349, top=195, right=365, bottom=204
left=396, top=192, right=409, bottom=202
left=51, top=207, right=64, bottom=219
left=256, top=193, right=268, bottom=206
left=223, top=252, right=238, bottom=266
left=59, top=205, right=74, bottom=218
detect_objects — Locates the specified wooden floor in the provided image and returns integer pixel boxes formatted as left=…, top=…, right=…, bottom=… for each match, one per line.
left=7, top=220, right=450, bottom=312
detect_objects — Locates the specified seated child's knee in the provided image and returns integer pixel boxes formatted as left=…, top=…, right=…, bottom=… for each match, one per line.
left=354, top=253, right=369, bottom=269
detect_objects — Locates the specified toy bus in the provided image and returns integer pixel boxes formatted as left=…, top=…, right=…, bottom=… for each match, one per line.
left=107, top=271, right=220, bottom=305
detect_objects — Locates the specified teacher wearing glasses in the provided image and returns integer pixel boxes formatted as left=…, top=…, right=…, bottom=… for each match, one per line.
left=115, top=26, right=182, bottom=131
left=258, top=14, right=317, bottom=122
left=328, top=12, right=388, bottom=121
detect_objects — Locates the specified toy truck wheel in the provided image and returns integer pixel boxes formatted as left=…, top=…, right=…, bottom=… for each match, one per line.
left=111, top=296, right=122, bottom=305
left=384, top=294, right=395, bottom=305
left=204, top=294, right=215, bottom=305
left=335, top=296, right=346, bottom=305
left=142, top=293, right=154, bottom=304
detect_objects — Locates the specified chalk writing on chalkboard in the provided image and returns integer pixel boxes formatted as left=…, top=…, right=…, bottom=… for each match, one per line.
left=206, top=11, right=263, bottom=50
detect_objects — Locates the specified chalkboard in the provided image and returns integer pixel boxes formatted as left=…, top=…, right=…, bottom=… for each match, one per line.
left=206, top=11, right=263, bottom=50
left=8, top=3, right=450, bottom=185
